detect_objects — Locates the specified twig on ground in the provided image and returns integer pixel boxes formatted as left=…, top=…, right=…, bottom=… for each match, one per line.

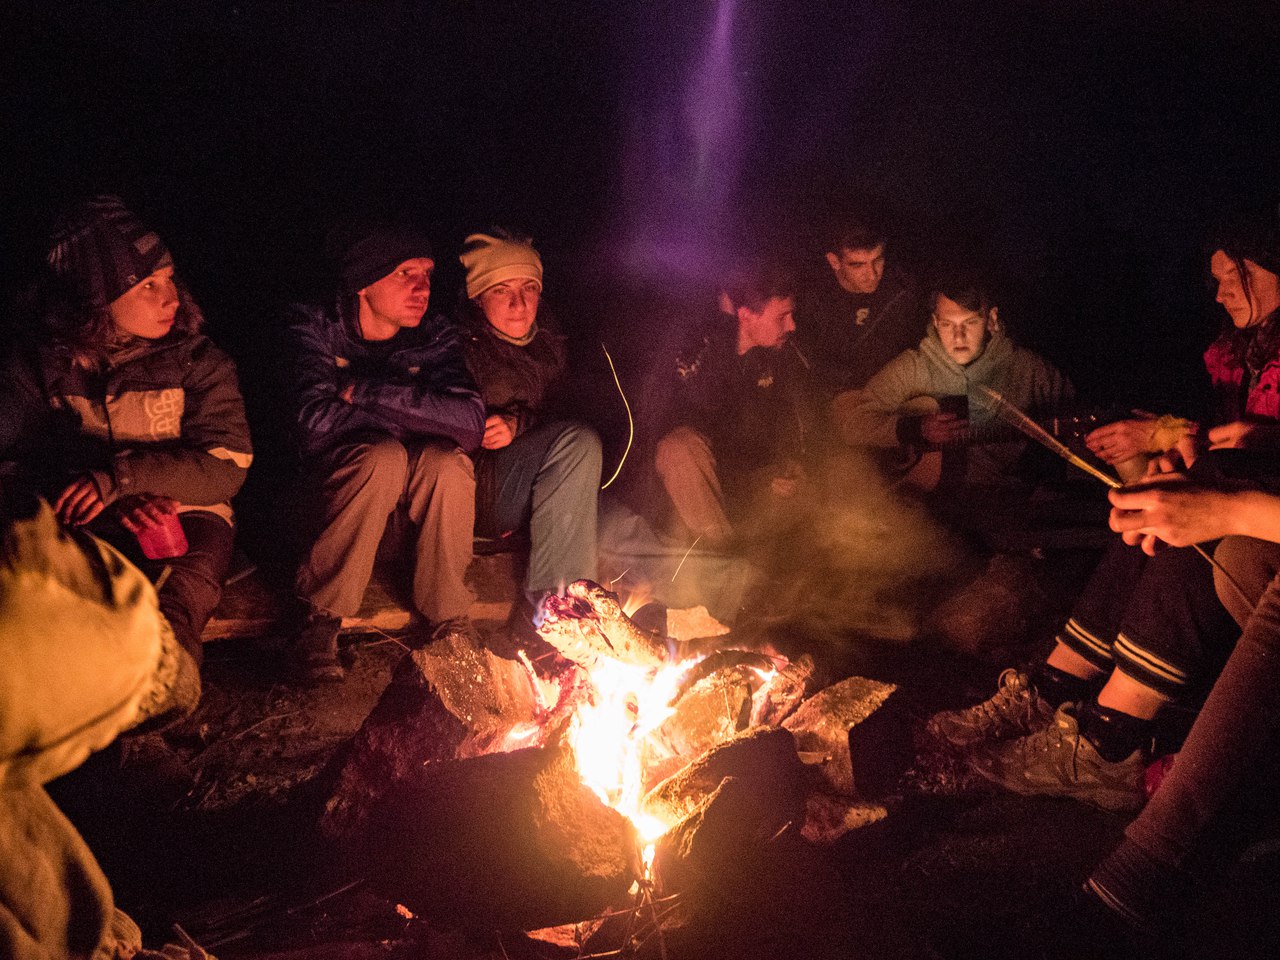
left=226, top=709, right=301, bottom=741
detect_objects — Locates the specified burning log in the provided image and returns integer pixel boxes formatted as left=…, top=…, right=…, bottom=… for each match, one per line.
left=360, top=743, right=640, bottom=930
left=538, top=579, right=673, bottom=668
left=782, top=676, right=897, bottom=796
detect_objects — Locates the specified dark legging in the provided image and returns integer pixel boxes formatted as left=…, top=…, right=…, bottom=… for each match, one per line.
left=1088, top=537, right=1280, bottom=921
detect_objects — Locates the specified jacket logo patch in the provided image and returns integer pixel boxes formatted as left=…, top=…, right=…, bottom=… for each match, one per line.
left=143, top=389, right=184, bottom=439
left=408, top=366, right=421, bottom=375
left=757, top=374, right=774, bottom=388
left=855, top=307, right=870, bottom=326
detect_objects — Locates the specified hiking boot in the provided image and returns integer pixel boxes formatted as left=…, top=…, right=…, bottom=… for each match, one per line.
left=968, top=703, right=1146, bottom=813
left=429, top=615, right=482, bottom=647
left=288, top=608, right=344, bottom=684
left=925, top=668, right=1056, bottom=749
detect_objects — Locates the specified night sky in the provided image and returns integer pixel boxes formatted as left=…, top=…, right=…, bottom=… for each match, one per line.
left=5, top=0, right=1280, bottom=411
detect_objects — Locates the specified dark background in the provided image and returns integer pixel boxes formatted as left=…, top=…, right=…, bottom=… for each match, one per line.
left=5, top=0, right=1280, bottom=416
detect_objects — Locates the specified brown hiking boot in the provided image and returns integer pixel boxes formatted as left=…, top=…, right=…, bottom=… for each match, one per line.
left=925, top=668, right=1056, bottom=749
left=288, top=609, right=344, bottom=684
left=968, top=703, right=1146, bottom=814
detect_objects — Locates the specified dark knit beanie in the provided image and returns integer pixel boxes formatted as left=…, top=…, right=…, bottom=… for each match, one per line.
left=334, top=223, right=434, bottom=293
left=46, top=196, right=172, bottom=308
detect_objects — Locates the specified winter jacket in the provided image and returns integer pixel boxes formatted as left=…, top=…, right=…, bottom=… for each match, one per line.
left=839, top=325, right=1074, bottom=487
left=0, top=332, right=252, bottom=524
left=285, top=297, right=485, bottom=458
left=461, top=309, right=569, bottom=438
left=658, top=312, right=819, bottom=482
left=1202, top=324, right=1280, bottom=422
left=795, top=265, right=929, bottom=396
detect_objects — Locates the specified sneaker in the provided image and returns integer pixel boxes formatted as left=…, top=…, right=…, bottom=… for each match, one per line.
left=968, top=703, right=1146, bottom=813
left=289, top=608, right=344, bottom=684
left=925, top=668, right=1056, bottom=749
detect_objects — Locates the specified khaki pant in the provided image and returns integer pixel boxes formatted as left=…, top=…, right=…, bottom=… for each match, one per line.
left=296, top=436, right=476, bottom=622
left=654, top=426, right=734, bottom=547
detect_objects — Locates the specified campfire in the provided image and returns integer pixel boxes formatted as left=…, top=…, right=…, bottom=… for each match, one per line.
left=319, top=580, right=895, bottom=949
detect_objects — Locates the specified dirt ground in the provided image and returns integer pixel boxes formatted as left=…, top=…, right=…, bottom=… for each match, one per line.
left=45, top=544, right=1280, bottom=960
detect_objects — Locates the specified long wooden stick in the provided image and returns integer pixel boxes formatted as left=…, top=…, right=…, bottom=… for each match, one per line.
left=973, top=385, right=1252, bottom=607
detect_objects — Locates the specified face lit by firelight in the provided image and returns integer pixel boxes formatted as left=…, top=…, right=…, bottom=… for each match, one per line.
left=109, top=265, right=179, bottom=339
left=826, top=244, right=886, bottom=295
left=932, top=294, right=997, bottom=366
left=1211, top=249, right=1280, bottom=330
left=736, top=295, right=797, bottom=354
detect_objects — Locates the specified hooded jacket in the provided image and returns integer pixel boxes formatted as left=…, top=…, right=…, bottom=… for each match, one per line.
left=285, top=296, right=485, bottom=458
left=839, top=325, right=1074, bottom=487
left=0, top=332, right=252, bottom=524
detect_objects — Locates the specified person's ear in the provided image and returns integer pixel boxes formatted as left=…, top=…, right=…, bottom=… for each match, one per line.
left=824, top=252, right=841, bottom=274
left=986, top=307, right=1000, bottom=333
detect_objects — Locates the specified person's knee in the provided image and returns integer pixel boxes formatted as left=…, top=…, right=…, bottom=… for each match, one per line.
left=655, top=426, right=709, bottom=477
left=1214, top=536, right=1280, bottom=622
left=342, top=437, right=410, bottom=489
left=551, top=422, right=602, bottom=472
left=413, top=443, right=475, bottom=490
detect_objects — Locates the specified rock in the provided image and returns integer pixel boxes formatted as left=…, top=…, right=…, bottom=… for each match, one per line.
left=652, top=773, right=797, bottom=898
left=928, top=553, right=1049, bottom=659
left=362, top=744, right=639, bottom=930
left=645, top=663, right=757, bottom=773
left=752, top=653, right=816, bottom=727
left=320, top=629, right=546, bottom=842
left=800, top=793, right=888, bottom=845
left=642, top=726, right=805, bottom=828
left=782, top=676, right=897, bottom=796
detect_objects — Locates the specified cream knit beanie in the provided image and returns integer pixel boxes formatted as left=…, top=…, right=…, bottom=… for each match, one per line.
left=460, top=233, right=543, bottom=299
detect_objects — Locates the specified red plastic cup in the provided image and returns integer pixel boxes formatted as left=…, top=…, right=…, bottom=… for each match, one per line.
left=135, top=512, right=189, bottom=560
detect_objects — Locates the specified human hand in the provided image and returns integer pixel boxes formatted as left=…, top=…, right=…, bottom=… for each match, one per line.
left=1085, top=417, right=1158, bottom=464
left=114, top=494, right=180, bottom=535
left=1108, top=474, right=1237, bottom=555
left=482, top=414, right=516, bottom=450
left=1207, top=420, right=1280, bottom=451
left=53, top=475, right=106, bottom=526
left=919, top=412, right=968, bottom=446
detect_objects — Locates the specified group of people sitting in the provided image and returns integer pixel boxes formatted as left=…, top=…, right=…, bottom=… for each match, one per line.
left=4, top=193, right=1280, bottom=951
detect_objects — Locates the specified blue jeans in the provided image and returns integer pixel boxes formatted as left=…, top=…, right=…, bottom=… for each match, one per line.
left=475, top=420, right=601, bottom=595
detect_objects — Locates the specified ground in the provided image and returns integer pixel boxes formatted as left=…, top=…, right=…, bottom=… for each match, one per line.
left=45, top=546, right=1280, bottom=960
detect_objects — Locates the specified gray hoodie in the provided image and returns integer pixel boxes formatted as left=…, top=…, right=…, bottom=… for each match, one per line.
left=839, top=325, right=1074, bottom=487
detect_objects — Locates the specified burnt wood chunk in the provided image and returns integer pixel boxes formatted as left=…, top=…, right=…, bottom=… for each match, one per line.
left=782, top=676, right=897, bottom=796
left=538, top=579, right=672, bottom=668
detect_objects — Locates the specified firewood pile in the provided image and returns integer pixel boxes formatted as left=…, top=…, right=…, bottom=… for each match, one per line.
left=319, top=580, right=896, bottom=951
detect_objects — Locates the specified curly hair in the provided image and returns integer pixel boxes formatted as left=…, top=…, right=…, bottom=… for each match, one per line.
left=22, top=270, right=205, bottom=367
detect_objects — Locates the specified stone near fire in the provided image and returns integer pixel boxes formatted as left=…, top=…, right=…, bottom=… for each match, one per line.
left=642, top=726, right=806, bottom=827
left=782, top=676, right=897, bottom=796
left=652, top=773, right=799, bottom=899
left=645, top=664, right=759, bottom=787
left=320, top=628, right=545, bottom=842
left=928, top=553, right=1049, bottom=660
left=360, top=743, right=639, bottom=930
left=752, top=653, right=816, bottom=727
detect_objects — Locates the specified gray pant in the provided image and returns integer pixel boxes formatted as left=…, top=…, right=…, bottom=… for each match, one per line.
left=296, top=435, right=476, bottom=622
